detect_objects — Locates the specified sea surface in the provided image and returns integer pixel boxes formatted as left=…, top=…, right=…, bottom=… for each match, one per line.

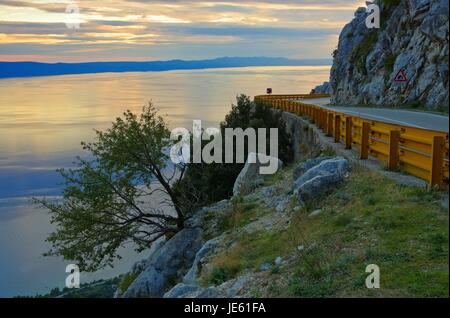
left=0, top=65, right=330, bottom=297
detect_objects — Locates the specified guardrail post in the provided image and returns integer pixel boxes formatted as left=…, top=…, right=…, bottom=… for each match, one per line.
left=327, top=113, right=333, bottom=136
left=318, top=109, right=322, bottom=128
left=430, top=136, right=445, bottom=187
left=360, top=122, right=370, bottom=159
left=334, top=115, right=341, bottom=143
left=388, top=130, right=400, bottom=170
left=345, top=117, right=352, bottom=149
left=321, top=110, right=326, bottom=130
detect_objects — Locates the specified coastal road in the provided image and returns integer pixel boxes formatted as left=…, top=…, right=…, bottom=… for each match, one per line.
left=296, top=98, right=449, bottom=133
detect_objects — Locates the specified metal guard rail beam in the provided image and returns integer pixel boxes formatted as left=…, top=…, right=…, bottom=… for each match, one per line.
left=255, top=94, right=449, bottom=188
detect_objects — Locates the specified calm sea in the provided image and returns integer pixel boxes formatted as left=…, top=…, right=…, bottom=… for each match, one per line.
left=0, top=65, right=330, bottom=297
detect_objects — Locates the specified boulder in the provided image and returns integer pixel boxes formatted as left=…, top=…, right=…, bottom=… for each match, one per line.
left=164, top=274, right=251, bottom=298
left=308, top=209, right=323, bottom=218
left=293, top=157, right=334, bottom=180
left=274, top=196, right=291, bottom=214
left=122, top=227, right=203, bottom=298
left=218, top=274, right=252, bottom=297
left=131, top=237, right=166, bottom=275
left=233, top=153, right=283, bottom=196
left=196, top=287, right=227, bottom=298
left=183, top=238, right=220, bottom=285
left=114, top=237, right=167, bottom=298
left=259, top=262, right=272, bottom=272
left=163, top=283, right=202, bottom=298
left=275, top=257, right=284, bottom=266
left=293, top=157, right=349, bottom=202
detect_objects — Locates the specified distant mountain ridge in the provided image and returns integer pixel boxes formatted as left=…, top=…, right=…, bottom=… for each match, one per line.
left=0, top=57, right=331, bottom=79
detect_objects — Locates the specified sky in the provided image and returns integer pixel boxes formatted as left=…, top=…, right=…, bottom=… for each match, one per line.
left=0, top=0, right=367, bottom=62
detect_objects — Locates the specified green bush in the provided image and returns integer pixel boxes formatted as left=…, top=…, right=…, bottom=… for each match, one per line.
left=208, top=267, right=234, bottom=285
left=174, top=95, right=293, bottom=212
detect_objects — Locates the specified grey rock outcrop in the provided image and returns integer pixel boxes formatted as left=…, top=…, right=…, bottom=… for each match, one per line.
left=313, top=81, right=331, bottom=94
left=164, top=274, right=251, bottom=298
left=122, top=227, right=203, bottom=298
left=163, top=283, right=203, bottom=298
left=233, top=153, right=283, bottom=196
left=293, top=157, right=349, bottom=202
left=330, top=0, right=449, bottom=110
left=183, top=238, right=220, bottom=285
left=293, top=156, right=334, bottom=180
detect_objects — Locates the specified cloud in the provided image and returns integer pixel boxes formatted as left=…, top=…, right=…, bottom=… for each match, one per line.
left=0, top=0, right=364, bottom=61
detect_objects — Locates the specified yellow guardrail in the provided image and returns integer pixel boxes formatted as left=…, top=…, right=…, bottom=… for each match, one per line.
left=255, top=94, right=449, bottom=188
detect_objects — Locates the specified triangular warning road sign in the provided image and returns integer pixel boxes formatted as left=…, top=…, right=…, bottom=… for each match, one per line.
left=393, top=69, right=408, bottom=83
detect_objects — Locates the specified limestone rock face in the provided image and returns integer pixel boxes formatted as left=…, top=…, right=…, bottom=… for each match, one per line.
left=122, top=227, right=203, bottom=298
left=182, top=238, right=220, bottom=285
left=330, top=0, right=449, bottom=110
left=313, top=82, right=332, bottom=94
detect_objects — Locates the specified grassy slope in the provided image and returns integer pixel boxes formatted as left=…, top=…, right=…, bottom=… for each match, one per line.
left=202, top=164, right=449, bottom=298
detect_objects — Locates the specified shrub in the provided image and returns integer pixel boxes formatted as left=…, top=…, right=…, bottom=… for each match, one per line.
left=118, top=273, right=138, bottom=294
left=384, top=53, right=397, bottom=74
left=175, top=95, right=293, bottom=211
left=207, top=267, right=234, bottom=285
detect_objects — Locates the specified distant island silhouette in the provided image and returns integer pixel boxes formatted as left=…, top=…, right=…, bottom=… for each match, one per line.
left=0, top=57, right=331, bottom=79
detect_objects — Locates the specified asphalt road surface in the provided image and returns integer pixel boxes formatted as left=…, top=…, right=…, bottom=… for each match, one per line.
left=297, top=98, right=449, bottom=133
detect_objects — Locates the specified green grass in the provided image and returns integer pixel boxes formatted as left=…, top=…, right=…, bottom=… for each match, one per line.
left=286, top=167, right=448, bottom=297
left=118, top=272, right=138, bottom=294
left=207, top=267, right=236, bottom=285
left=216, top=196, right=268, bottom=232
left=206, top=165, right=449, bottom=297
left=205, top=229, right=295, bottom=282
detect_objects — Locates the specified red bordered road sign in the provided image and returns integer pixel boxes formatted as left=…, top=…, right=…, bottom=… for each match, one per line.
left=394, top=69, right=408, bottom=83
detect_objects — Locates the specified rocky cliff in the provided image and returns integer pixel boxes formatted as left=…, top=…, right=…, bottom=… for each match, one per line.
left=329, top=0, right=449, bottom=110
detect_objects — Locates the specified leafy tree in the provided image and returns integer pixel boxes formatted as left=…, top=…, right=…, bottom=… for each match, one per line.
left=174, top=94, right=293, bottom=210
left=35, top=103, right=188, bottom=271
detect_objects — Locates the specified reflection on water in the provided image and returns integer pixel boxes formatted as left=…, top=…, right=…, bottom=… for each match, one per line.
left=0, top=66, right=330, bottom=297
